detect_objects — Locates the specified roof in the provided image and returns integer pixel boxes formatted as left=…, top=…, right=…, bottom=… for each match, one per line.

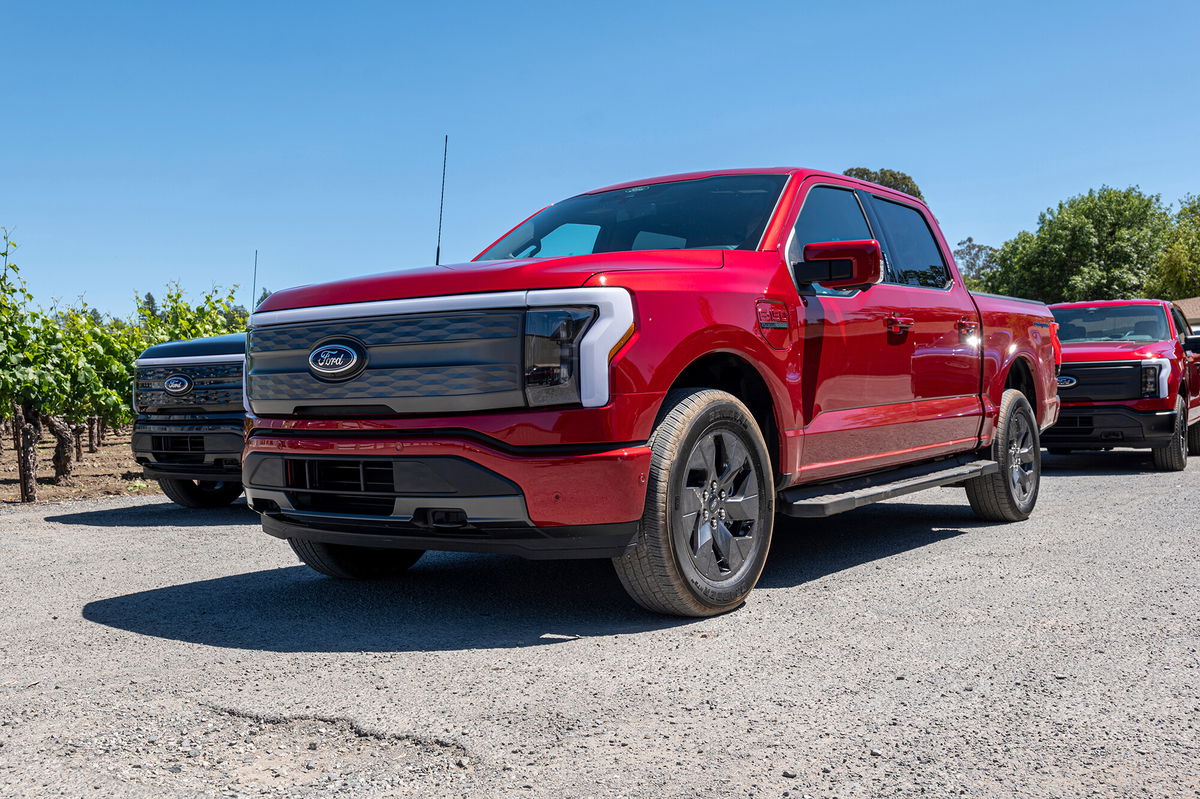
left=1174, top=296, right=1200, bottom=321
left=1050, top=299, right=1170, bottom=309
left=580, top=167, right=927, bottom=206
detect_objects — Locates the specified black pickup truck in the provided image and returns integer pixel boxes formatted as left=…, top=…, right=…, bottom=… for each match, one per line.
left=132, top=333, right=247, bottom=507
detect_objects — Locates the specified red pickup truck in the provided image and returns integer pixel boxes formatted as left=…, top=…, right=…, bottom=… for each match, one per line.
left=1045, top=299, right=1200, bottom=469
left=243, top=168, right=1059, bottom=616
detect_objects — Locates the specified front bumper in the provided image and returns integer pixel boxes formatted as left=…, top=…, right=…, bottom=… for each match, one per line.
left=1042, top=406, right=1178, bottom=449
left=243, top=434, right=652, bottom=559
left=132, top=415, right=245, bottom=482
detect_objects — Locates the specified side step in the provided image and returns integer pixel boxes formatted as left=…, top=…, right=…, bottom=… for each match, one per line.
left=778, top=455, right=999, bottom=518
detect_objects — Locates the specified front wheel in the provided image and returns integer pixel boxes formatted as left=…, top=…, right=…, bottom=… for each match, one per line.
left=289, top=539, right=424, bottom=579
left=1152, top=395, right=1188, bottom=471
left=612, top=389, right=775, bottom=617
left=966, top=389, right=1041, bottom=522
left=157, top=478, right=244, bottom=508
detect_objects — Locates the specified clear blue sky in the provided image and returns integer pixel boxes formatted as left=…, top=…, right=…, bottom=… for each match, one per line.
left=6, top=0, right=1199, bottom=316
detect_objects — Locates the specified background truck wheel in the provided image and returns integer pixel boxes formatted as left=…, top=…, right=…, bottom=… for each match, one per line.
left=1189, top=414, right=1200, bottom=456
left=1152, top=396, right=1188, bottom=471
left=157, top=478, right=244, bottom=508
left=288, top=539, right=424, bottom=579
left=612, top=389, right=774, bottom=617
left=966, top=389, right=1040, bottom=522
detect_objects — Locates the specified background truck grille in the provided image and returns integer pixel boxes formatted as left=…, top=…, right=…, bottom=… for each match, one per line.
left=246, top=311, right=524, bottom=416
left=1057, top=362, right=1142, bottom=402
left=135, top=362, right=244, bottom=413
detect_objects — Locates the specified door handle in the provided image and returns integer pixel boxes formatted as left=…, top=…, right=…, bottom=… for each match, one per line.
left=886, top=315, right=915, bottom=334
left=956, top=317, right=979, bottom=333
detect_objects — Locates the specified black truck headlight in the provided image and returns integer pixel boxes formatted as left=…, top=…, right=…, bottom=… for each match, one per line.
left=523, top=307, right=596, bottom=407
left=1141, top=364, right=1160, bottom=398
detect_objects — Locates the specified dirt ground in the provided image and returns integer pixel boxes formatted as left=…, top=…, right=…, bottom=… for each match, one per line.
left=0, top=430, right=160, bottom=505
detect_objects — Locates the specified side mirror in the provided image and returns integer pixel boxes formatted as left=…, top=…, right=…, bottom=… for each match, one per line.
left=794, top=239, right=883, bottom=290
left=1185, top=335, right=1200, bottom=355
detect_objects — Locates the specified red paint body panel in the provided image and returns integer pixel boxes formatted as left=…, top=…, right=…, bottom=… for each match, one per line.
left=247, top=167, right=1060, bottom=534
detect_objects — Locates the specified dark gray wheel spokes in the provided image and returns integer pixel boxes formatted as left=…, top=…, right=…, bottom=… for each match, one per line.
left=678, top=430, right=760, bottom=582
left=1006, top=412, right=1036, bottom=503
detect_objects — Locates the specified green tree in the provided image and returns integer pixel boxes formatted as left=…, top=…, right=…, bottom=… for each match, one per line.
left=134, top=283, right=247, bottom=345
left=1144, top=194, right=1200, bottom=300
left=983, top=186, right=1171, bottom=303
left=953, top=237, right=998, bottom=291
left=842, top=167, right=924, bottom=200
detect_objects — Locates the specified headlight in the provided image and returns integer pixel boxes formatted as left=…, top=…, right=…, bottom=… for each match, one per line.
left=523, top=307, right=596, bottom=406
left=1141, top=364, right=1160, bottom=398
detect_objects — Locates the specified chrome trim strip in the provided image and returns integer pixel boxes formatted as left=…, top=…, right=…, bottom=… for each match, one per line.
left=135, top=355, right=246, bottom=367
left=248, top=287, right=634, bottom=408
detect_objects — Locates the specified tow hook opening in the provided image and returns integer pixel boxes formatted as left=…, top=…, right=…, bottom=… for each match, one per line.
left=414, top=508, right=470, bottom=530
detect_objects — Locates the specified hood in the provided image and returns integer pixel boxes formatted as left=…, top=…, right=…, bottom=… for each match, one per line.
left=138, top=332, right=247, bottom=361
left=256, top=251, right=723, bottom=313
left=1059, top=339, right=1176, bottom=363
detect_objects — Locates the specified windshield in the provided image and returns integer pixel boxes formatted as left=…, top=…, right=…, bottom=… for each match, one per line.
left=478, top=175, right=788, bottom=260
left=1051, top=305, right=1171, bottom=343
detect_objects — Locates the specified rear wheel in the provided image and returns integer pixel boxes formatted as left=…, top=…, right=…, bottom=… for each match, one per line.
left=157, top=478, right=243, bottom=508
left=613, top=389, right=774, bottom=617
left=1046, top=448, right=1072, bottom=456
left=1152, top=395, right=1188, bottom=471
left=289, top=539, right=424, bottom=579
left=966, top=389, right=1040, bottom=522
left=1187, top=410, right=1200, bottom=456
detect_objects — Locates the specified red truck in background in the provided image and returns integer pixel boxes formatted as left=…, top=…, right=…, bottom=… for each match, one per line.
left=1045, top=299, right=1200, bottom=469
left=242, top=168, right=1060, bottom=617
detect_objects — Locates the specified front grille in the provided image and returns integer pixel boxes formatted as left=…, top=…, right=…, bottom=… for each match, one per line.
left=1058, top=362, right=1142, bottom=402
left=136, top=362, right=244, bottom=413
left=246, top=311, right=524, bottom=416
left=151, top=435, right=205, bottom=453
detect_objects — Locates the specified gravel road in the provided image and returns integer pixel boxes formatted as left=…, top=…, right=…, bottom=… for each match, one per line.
left=1, top=449, right=1197, bottom=798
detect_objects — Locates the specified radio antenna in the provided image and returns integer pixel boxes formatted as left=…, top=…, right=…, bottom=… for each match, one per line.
left=435, top=134, right=448, bottom=265
left=250, top=249, right=259, bottom=310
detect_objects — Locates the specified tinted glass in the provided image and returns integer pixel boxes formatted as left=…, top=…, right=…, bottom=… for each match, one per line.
left=1170, top=307, right=1189, bottom=339
left=873, top=198, right=949, bottom=288
left=479, top=175, right=788, bottom=260
left=1051, top=305, right=1170, bottom=343
left=787, top=186, right=872, bottom=264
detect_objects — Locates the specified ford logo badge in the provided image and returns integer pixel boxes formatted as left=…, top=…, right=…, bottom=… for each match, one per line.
left=1057, top=375, right=1077, bottom=389
left=163, top=374, right=193, bottom=395
left=308, top=342, right=365, bottom=379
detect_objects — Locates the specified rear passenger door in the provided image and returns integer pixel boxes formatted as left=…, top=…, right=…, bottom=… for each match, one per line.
left=865, top=194, right=983, bottom=453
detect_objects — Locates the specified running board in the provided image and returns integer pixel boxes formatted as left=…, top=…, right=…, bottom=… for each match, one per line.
left=778, top=456, right=999, bottom=518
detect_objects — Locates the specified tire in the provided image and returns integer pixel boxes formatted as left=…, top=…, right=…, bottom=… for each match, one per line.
left=612, top=389, right=775, bottom=617
left=1187, top=410, right=1200, bottom=456
left=289, top=538, right=424, bottom=579
left=1047, top=448, right=1072, bottom=456
left=157, top=478, right=244, bottom=508
left=966, top=389, right=1041, bottom=522
left=1152, top=395, right=1188, bottom=471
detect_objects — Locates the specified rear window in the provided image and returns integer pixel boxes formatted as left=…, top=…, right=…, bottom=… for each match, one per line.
left=1051, top=305, right=1170, bottom=343
left=479, top=175, right=788, bottom=259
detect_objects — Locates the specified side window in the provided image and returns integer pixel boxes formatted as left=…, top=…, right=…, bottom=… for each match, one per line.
left=872, top=198, right=950, bottom=289
left=787, top=186, right=873, bottom=265
left=1171, top=307, right=1189, bottom=340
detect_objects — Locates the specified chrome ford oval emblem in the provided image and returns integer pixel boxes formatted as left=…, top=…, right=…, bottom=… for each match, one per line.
left=308, top=342, right=364, bottom=379
left=1057, top=375, right=1078, bottom=389
left=163, top=374, right=193, bottom=395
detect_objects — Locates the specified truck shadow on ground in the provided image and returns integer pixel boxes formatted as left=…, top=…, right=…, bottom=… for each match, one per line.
left=81, top=500, right=978, bottom=654
left=1040, top=448, right=1170, bottom=476
left=47, top=500, right=258, bottom=528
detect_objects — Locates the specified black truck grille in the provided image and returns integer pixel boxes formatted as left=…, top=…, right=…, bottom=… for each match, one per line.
left=136, top=362, right=244, bottom=413
left=1057, top=362, right=1142, bottom=402
left=246, top=311, right=524, bottom=416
